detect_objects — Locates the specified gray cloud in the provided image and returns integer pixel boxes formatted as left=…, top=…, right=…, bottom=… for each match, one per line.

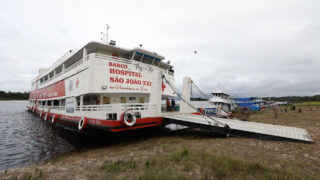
left=0, top=0, right=319, bottom=97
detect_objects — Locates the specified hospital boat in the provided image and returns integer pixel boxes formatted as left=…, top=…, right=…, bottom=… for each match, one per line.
left=27, top=41, right=176, bottom=132
left=26, top=41, right=314, bottom=143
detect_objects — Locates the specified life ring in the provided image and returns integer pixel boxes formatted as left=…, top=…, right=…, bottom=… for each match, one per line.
left=121, top=110, right=136, bottom=127
left=52, top=114, right=57, bottom=123
left=78, top=117, right=88, bottom=130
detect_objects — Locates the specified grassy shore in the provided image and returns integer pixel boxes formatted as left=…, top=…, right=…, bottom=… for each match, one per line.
left=1, top=106, right=320, bottom=180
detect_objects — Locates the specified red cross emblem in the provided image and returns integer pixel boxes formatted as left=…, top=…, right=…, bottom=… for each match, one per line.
left=76, top=78, right=80, bottom=88
left=162, top=81, right=166, bottom=91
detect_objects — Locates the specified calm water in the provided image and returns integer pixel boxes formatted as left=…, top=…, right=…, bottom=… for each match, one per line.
left=0, top=101, right=185, bottom=171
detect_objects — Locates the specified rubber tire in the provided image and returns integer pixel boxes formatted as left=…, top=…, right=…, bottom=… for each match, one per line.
left=78, top=117, right=88, bottom=130
left=121, top=111, right=136, bottom=127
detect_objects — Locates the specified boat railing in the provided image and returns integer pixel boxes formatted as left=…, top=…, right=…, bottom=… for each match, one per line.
left=95, top=53, right=132, bottom=64
left=120, top=103, right=152, bottom=111
left=37, top=105, right=66, bottom=111
left=55, top=71, right=62, bottom=78
left=39, top=54, right=90, bottom=86
left=50, top=106, right=66, bottom=110
left=75, top=104, right=113, bottom=112
left=75, top=103, right=155, bottom=112
left=63, top=59, right=84, bottom=74
left=35, top=103, right=156, bottom=114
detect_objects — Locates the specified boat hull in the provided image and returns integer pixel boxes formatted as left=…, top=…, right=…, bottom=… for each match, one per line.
left=30, top=108, right=164, bottom=132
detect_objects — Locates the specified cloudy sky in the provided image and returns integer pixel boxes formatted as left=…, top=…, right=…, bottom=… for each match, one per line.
left=0, top=0, right=319, bottom=97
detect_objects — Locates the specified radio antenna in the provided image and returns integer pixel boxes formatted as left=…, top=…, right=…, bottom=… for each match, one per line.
left=100, top=24, right=110, bottom=43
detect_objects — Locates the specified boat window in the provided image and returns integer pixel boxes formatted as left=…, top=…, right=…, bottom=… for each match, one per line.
left=134, top=51, right=161, bottom=66
left=120, top=97, right=126, bottom=104
left=61, top=99, right=66, bottom=106
left=133, top=54, right=143, bottom=61
left=48, top=101, right=52, bottom=106
left=55, top=65, right=62, bottom=74
left=76, top=96, right=80, bottom=106
left=83, top=95, right=99, bottom=105
left=53, top=100, right=59, bottom=106
left=103, top=97, right=110, bottom=104
left=139, top=97, right=145, bottom=103
left=129, top=97, right=136, bottom=101
left=49, top=71, right=54, bottom=79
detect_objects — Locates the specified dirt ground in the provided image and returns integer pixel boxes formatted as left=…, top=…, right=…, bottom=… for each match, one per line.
left=1, top=106, right=320, bottom=179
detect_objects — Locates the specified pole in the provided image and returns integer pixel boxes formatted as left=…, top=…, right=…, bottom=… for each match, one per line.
left=106, top=24, right=109, bottom=43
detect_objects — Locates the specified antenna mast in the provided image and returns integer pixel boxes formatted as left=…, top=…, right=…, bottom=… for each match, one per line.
left=101, top=24, right=110, bottom=43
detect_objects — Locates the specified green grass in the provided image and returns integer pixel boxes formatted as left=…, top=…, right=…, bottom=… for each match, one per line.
left=21, top=168, right=45, bottom=180
left=0, top=168, right=45, bottom=180
left=100, top=160, right=137, bottom=173
left=91, top=148, right=315, bottom=180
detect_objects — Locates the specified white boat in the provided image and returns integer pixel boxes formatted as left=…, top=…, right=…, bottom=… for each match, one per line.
left=25, top=41, right=314, bottom=143
left=208, top=90, right=235, bottom=112
left=27, top=41, right=176, bottom=132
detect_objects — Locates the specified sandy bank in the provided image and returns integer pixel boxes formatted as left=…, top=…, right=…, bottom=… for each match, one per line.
left=1, top=106, right=320, bottom=179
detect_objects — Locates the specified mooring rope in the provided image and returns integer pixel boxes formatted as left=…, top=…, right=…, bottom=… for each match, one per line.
left=161, top=73, right=229, bottom=130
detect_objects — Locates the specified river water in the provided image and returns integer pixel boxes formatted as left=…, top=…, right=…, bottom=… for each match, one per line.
left=0, top=101, right=186, bottom=171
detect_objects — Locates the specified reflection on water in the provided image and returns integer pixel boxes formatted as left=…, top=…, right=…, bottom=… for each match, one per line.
left=0, top=101, right=186, bottom=170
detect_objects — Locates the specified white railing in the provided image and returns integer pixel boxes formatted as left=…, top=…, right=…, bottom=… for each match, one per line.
left=120, top=103, right=150, bottom=111
left=35, top=105, right=66, bottom=111
left=75, top=103, right=154, bottom=112
left=75, top=104, right=113, bottom=112
left=55, top=71, right=62, bottom=78
left=63, top=59, right=83, bottom=74
left=50, top=106, right=66, bottom=110
left=95, top=53, right=131, bottom=64
left=34, top=103, right=155, bottom=112
left=39, top=55, right=89, bottom=86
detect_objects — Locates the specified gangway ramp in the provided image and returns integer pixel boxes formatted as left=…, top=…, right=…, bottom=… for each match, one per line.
left=163, top=114, right=313, bottom=143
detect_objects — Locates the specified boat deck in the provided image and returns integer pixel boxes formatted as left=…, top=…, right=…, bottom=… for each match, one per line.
left=163, top=114, right=313, bottom=143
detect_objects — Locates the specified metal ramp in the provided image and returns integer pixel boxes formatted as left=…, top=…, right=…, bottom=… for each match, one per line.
left=163, top=114, right=313, bottom=143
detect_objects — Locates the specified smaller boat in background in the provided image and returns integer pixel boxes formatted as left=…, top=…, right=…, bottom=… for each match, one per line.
left=208, top=90, right=235, bottom=112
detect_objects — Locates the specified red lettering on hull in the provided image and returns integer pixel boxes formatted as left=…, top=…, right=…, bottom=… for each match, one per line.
left=109, top=62, right=128, bottom=69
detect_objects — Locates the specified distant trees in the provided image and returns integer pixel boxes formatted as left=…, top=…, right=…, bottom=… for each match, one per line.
left=0, top=91, right=29, bottom=100
left=263, top=95, right=320, bottom=102
left=190, top=97, right=208, bottom=101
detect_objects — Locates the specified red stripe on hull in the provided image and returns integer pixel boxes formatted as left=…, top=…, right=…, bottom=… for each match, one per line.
left=31, top=110, right=163, bottom=132
left=29, top=80, right=66, bottom=99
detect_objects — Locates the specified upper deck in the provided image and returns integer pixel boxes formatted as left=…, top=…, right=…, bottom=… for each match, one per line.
left=31, top=41, right=174, bottom=91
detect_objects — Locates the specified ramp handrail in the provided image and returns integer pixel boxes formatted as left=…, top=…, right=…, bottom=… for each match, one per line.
left=161, top=72, right=229, bottom=131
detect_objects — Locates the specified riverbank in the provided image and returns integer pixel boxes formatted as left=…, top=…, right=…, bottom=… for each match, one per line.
left=1, top=106, right=320, bottom=179
left=0, top=91, right=29, bottom=100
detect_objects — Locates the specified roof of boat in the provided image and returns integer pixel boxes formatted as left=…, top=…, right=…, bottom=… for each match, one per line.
left=209, top=97, right=234, bottom=104
left=211, top=90, right=230, bottom=96
left=33, top=41, right=167, bottom=81
left=85, top=41, right=165, bottom=60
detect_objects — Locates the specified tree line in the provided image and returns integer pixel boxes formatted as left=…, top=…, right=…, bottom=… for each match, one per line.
left=0, top=91, right=29, bottom=100
left=263, top=95, right=320, bottom=102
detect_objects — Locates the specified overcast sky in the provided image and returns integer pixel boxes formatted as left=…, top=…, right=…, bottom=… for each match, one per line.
left=0, top=0, right=319, bottom=97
